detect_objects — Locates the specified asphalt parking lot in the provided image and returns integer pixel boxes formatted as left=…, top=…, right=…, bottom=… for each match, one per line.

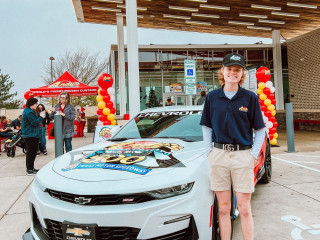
left=0, top=129, right=319, bottom=240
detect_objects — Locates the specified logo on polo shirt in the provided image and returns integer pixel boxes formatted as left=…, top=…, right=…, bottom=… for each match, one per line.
left=239, top=106, right=248, bottom=112
left=230, top=55, right=241, bottom=61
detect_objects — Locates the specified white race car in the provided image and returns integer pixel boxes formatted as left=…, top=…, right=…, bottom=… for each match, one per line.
left=25, top=105, right=271, bottom=240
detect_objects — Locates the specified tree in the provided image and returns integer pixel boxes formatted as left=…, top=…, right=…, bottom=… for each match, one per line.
left=42, top=48, right=108, bottom=106
left=146, top=89, right=160, bottom=108
left=0, top=69, right=21, bottom=109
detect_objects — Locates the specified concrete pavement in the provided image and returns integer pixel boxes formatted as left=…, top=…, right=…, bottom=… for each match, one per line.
left=0, top=130, right=319, bottom=239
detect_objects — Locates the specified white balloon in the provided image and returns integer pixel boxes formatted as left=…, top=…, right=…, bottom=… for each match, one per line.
left=107, top=87, right=115, bottom=95
left=110, top=96, right=115, bottom=103
left=266, top=121, right=273, bottom=129
left=270, top=86, right=275, bottom=93
left=265, top=81, right=273, bottom=88
left=97, top=120, right=103, bottom=126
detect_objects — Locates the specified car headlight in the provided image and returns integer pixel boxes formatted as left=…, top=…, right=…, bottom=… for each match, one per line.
left=33, top=177, right=47, bottom=192
left=146, top=182, right=194, bottom=199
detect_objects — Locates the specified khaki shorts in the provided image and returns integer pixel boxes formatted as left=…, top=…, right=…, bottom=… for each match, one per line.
left=207, top=147, right=255, bottom=193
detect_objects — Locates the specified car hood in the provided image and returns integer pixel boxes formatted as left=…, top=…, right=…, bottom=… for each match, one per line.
left=53, top=139, right=206, bottom=182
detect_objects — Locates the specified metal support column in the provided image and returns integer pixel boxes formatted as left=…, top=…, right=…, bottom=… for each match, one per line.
left=272, top=30, right=284, bottom=110
left=126, top=0, right=140, bottom=118
left=285, top=103, right=295, bottom=152
left=117, top=15, right=127, bottom=116
left=54, top=115, right=63, bottom=158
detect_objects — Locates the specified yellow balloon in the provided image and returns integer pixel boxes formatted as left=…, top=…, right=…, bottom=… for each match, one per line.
left=270, top=138, right=277, bottom=145
left=103, top=107, right=110, bottom=116
left=267, top=104, right=275, bottom=111
left=273, top=132, right=278, bottom=139
left=271, top=110, right=276, bottom=116
left=96, top=95, right=103, bottom=102
left=259, top=93, right=267, bottom=100
left=258, top=82, right=266, bottom=90
left=107, top=114, right=115, bottom=121
left=264, top=99, right=271, bottom=106
left=257, top=89, right=263, bottom=94
left=111, top=120, right=117, bottom=125
left=98, top=101, right=105, bottom=109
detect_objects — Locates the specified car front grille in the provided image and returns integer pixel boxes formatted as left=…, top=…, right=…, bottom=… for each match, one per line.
left=47, top=189, right=155, bottom=205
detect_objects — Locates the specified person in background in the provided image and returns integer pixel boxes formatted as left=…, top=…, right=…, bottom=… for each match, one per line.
left=22, top=98, right=45, bottom=175
left=11, top=115, right=22, bottom=130
left=197, top=91, right=207, bottom=105
left=50, top=92, right=76, bottom=153
left=5, top=119, right=12, bottom=129
left=165, top=97, right=174, bottom=106
left=36, top=104, right=50, bottom=155
left=0, top=116, right=14, bottom=139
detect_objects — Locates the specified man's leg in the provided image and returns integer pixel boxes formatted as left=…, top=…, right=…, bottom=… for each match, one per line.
left=215, top=190, right=231, bottom=240
left=235, top=192, right=254, bottom=240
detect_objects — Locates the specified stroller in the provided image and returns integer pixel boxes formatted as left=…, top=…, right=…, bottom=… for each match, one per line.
left=5, top=130, right=27, bottom=157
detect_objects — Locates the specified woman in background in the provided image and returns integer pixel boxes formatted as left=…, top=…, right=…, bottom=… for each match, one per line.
left=36, top=104, right=50, bottom=155
left=50, top=92, right=76, bottom=153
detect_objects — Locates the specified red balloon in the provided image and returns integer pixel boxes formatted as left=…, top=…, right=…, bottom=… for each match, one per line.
left=110, top=108, right=116, bottom=114
left=256, top=67, right=271, bottom=83
left=273, top=121, right=278, bottom=128
left=24, top=91, right=34, bottom=100
left=269, top=93, right=275, bottom=100
left=98, top=73, right=113, bottom=89
left=271, top=99, right=276, bottom=105
left=268, top=133, right=274, bottom=140
left=259, top=99, right=264, bottom=106
left=269, top=116, right=276, bottom=122
left=103, top=95, right=111, bottom=102
left=260, top=105, right=267, bottom=112
left=269, top=128, right=277, bottom=134
left=99, top=88, right=108, bottom=96
left=105, top=101, right=113, bottom=109
left=264, top=110, right=272, bottom=118
left=263, top=88, right=271, bottom=95
left=99, top=115, right=108, bottom=122
left=23, top=104, right=26, bottom=108
left=103, top=120, right=111, bottom=125
left=97, top=109, right=103, bottom=115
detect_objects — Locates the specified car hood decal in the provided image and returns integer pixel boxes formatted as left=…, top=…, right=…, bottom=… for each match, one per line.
left=53, top=139, right=205, bottom=181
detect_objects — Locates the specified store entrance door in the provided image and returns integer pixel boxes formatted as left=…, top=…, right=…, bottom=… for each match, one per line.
left=162, top=92, right=192, bottom=107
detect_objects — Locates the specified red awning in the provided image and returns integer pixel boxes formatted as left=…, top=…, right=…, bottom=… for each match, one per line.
left=30, top=71, right=98, bottom=97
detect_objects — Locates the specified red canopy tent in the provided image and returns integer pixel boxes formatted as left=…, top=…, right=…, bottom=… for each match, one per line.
left=30, top=71, right=98, bottom=97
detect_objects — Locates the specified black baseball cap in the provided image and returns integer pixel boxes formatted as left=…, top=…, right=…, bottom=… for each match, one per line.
left=222, top=53, right=246, bottom=69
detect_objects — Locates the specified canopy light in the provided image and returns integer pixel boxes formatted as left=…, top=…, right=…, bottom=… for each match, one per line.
left=186, top=20, right=212, bottom=25
left=200, top=4, right=230, bottom=10
left=228, top=20, right=254, bottom=26
left=251, top=4, right=281, bottom=11
left=247, top=26, right=272, bottom=31
left=185, top=0, right=207, bottom=2
left=239, top=13, right=267, bottom=19
left=117, top=5, right=147, bottom=11
left=163, top=14, right=191, bottom=20
left=259, top=19, right=285, bottom=24
left=91, top=6, right=121, bottom=12
left=287, top=2, right=317, bottom=9
left=271, top=11, right=300, bottom=17
left=169, top=6, right=198, bottom=12
left=95, top=0, right=123, bottom=3
left=192, top=13, right=220, bottom=18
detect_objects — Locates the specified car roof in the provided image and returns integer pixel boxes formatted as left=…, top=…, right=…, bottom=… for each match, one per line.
left=140, top=105, right=204, bottom=113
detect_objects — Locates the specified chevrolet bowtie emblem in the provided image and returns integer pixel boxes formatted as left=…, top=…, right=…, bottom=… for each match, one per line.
left=66, top=227, right=90, bottom=237
left=74, top=196, right=92, bottom=205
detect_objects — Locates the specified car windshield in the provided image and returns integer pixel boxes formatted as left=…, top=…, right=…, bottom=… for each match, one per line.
left=112, top=110, right=203, bottom=142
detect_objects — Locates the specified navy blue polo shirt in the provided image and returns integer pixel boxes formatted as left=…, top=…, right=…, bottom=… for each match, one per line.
left=200, top=86, right=265, bottom=146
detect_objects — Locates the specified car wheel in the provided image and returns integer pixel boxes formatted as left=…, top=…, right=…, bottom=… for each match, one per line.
left=212, top=189, right=235, bottom=240
left=259, top=141, right=272, bottom=183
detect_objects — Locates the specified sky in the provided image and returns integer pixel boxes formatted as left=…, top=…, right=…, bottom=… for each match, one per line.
left=0, top=0, right=272, bottom=101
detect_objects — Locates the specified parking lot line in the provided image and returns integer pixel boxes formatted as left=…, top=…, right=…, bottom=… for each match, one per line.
left=272, top=156, right=320, bottom=173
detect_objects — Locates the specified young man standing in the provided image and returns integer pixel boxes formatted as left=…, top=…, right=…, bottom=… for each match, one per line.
left=200, top=53, right=265, bottom=240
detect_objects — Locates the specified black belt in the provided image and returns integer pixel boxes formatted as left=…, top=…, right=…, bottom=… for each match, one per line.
left=214, top=143, right=251, bottom=151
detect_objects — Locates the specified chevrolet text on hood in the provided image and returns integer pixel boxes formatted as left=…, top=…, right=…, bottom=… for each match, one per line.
left=55, top=110, right=203, bottom=177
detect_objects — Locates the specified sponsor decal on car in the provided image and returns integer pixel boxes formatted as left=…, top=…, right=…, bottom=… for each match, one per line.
left=62, top=141, right=184, bottom=175
left=98, top=127, right=112, bottom=140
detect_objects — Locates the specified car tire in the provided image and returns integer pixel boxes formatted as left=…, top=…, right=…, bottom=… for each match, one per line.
left=259, top=141, right=272, bottom=183
left=212, top=189, right=235, bottom=240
